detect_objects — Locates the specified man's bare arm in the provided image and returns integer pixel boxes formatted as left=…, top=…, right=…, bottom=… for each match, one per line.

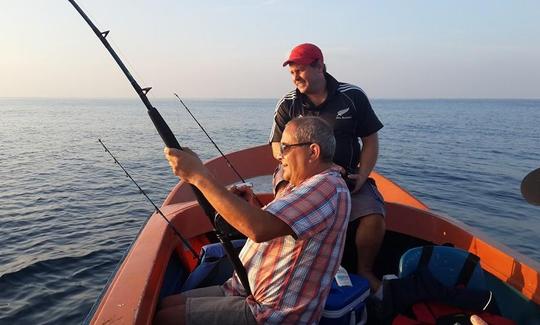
left=358, top=132, right=379, bottom=182
left=165, top=147, right=294, bottom=242
left=348, top=132, right=379, bottom=193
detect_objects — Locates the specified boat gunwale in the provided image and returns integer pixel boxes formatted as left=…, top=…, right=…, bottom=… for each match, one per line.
left=385, top=202, right=540, bottom=304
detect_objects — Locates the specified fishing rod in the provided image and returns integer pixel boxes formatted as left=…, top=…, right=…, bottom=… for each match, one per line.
left=68, top=0, right=252, bottom=295
left=98, top=139, right=198, bottom=259
left=174, top=93, right=263, bottom=207
left=66, top=1, right=215, bottom=216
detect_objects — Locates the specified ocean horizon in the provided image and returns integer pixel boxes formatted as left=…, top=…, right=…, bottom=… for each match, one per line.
left=3, top=96, right=540, bottom=100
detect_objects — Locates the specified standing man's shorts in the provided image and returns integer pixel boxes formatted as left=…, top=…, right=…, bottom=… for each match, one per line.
left=273, top=164, right=386, bottom=220
left=182, top=285, right=257, bottom=325
left=350, top=178, right=386, bottom=221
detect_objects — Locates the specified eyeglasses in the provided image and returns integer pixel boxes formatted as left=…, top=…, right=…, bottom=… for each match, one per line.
left=279, top=142, right=312, bottom=155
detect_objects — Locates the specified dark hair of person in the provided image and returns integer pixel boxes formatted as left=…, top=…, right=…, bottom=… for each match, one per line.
left=289, top=116, right=335, bottom=162
left=310, top=59, right=327, bottom=73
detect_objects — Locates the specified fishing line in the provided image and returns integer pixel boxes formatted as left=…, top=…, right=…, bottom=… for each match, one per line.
left=174, top=93, right=264, bottom=207
left=69, top=0, right=252, bottom=295
left=98, top=139, right=199, bottom=259
left=68, top=0, right=217, bottom=219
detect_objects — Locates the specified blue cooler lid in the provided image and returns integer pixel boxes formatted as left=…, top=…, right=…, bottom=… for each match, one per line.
left=324, top=273, right=370, bottom=311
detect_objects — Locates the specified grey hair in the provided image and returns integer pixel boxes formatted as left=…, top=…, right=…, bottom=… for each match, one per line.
left=288, top=116, right=335, bottom=162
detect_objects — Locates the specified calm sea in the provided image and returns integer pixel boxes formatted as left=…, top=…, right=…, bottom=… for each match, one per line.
left=0, top=98, right=539, bottom=323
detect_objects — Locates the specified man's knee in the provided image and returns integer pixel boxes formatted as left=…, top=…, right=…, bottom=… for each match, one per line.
left=355, top=213, right=385, bottom=247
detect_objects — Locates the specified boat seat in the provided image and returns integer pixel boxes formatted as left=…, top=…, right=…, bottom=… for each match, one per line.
left=180, top=239, right=246, bottom=292
left=399, top=245, right=487, bottom=290
left=387, top=246, right=510, bottom=323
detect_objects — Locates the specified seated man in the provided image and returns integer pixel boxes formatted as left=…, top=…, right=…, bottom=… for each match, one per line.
left=155, top=116, right=351, bottom=325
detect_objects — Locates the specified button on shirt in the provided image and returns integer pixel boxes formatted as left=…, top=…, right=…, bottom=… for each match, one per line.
left=223, top=167, right=351, bottom=324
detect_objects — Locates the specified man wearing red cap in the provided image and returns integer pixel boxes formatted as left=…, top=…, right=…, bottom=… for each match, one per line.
left=269, top=43, right=386, bottom=294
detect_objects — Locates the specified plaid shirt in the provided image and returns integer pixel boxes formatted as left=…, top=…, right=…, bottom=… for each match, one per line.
left=223, top=166, right=350, bottom=324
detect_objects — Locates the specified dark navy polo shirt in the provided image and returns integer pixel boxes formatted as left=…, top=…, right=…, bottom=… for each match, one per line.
left=270, top=73, right=383, bottom=173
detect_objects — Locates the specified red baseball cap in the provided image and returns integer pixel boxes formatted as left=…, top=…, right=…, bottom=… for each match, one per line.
left=282, top=43, right=324, bottom=67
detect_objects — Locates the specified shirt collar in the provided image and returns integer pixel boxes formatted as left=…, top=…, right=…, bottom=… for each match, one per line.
left=296, top=72, right=339, bottom=109
left=285, top=165, right=343, bottom=192
left=325, top=72, right=339, bottom=96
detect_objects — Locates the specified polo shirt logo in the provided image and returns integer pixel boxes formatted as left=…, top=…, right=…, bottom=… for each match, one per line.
left=336, top=107, right=352, bottom=119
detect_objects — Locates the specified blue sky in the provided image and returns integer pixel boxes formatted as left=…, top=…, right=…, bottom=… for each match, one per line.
left=2, top=1, right=539, bottom=99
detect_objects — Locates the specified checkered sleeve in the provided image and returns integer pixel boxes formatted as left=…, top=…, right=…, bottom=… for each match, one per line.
left=264, top=174, right=338, bottom=240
